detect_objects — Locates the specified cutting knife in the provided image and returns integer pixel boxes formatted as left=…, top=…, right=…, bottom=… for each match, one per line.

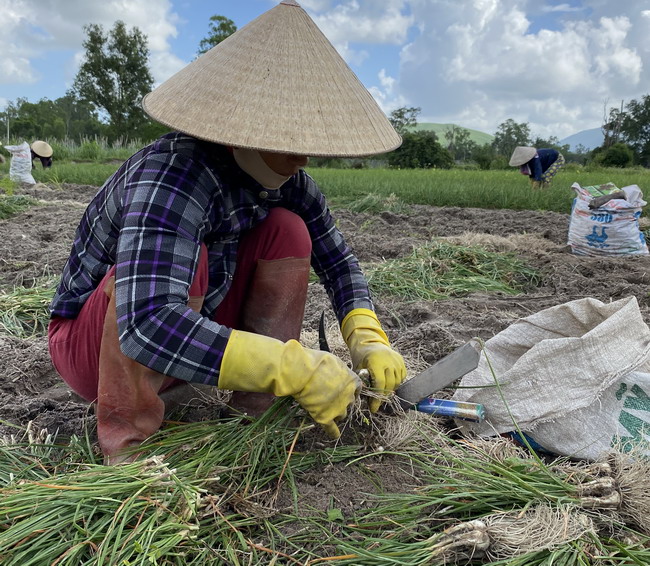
left=319, top=311, right=485, bottom=422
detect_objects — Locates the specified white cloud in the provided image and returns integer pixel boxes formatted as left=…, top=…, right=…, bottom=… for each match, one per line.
left=391, top=0, right=650, bottom=138
left=541, top=3, right=583, bottom=13
left=315, top=0, right=413, bottom=44
left=309, top=1, right=413, bottom=67
left=368, top=69, right=408, bottom=113
left=0, top=0, right=183, bottom=88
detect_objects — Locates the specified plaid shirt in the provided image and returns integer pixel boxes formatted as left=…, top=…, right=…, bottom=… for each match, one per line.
left=50, top=133, right=373, bottom=385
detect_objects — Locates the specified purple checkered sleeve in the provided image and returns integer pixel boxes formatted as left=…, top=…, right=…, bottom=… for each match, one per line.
left=114, top=151, right=230, bottom=384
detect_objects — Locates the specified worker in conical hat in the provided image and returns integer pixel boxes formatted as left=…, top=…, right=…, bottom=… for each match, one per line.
left=48, top=0, right=406, bottom=464
left=31, top=140, right=53, bottom=169
left=510, top=146, right=565, bottom=189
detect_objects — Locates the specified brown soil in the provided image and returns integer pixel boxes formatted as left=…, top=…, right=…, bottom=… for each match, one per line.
left=1, top=180, right=649, bottom=512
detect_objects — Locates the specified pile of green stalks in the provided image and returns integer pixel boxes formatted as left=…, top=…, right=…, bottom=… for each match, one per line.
left=1, top=404, right=649, bottom=565
left=346, top=192, right=412, bottom=214
left=0, top=194, right=34, bottom=220
left=365, top=240, right=540, bottom=301
left=0, top=276, right=58, bottom=338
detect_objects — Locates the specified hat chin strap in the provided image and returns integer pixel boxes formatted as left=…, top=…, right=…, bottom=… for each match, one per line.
left=232, top=148, right=291, bottom=190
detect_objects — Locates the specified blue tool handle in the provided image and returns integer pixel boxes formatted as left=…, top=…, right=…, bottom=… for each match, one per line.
left=416, top=398, right=486, bottom=422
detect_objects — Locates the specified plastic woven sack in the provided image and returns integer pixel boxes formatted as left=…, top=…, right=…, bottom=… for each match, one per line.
left=567, top=182, right=648, bottom=256
left=452, top=296, right=650, bottom=460
left=5, top=141, right=36, bottom=185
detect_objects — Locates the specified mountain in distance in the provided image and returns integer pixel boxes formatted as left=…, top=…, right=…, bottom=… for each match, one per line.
left=412, top=122, right=494, bottom=146
left=410, top=122, right=605, bottom=152
left=559, top=128, right=604, bottom=151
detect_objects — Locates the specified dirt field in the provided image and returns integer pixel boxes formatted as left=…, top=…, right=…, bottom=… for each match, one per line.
left=0, top=181, right=649, bottom=453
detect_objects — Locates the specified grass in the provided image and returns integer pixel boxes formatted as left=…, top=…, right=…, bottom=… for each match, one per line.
left=32, top=161, right=120, bottom=187
left=2, top=156, right=649, bottom=215
left=310, top=167, right=650, bottom=214
left=0, top=242, right=539, bottom=340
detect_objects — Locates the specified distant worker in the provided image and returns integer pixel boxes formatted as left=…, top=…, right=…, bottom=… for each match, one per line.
left=31, top=140, right=53, bottom=169
left=509, top=146, right=565, bottom=189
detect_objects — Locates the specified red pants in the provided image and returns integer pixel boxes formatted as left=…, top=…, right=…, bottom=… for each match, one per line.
left=49, top=208, right=311, bottom=401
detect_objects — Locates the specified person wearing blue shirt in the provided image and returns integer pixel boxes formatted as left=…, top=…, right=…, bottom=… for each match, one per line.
left=509, top=146, right=565, bottom=189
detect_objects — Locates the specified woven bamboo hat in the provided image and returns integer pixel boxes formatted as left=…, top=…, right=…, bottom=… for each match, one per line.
left=142, top=0, right=401, bottom=157
left=31, top=140, right=53, bottom=158
left=509, top=146, right=536, bottom=167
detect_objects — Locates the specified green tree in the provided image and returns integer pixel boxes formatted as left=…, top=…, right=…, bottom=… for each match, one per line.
left=471, top=143, right=495, bottom=170
left=198, top=15, right=237, bottom=55
left=444, top=125, right=476, bottom=162
left=388, top=131, right=453, bottom=169
left=0, top=98, right=24, bottom=142
left=492, top=119, right=531, bottom=159
left=619, top=95, right=650, bottom=166
left=55, top=93, right=105, bottom=139
left=595, top=143, right=635, bottom=168
left=388, top=106, right=421, bottom=135
left=72, top=21, right=154, bottom=140
left=602, top=100, right=625, bottom=149
left=531, top=135, right=563, bottom=149
left=0, top=96, right=101, bottom=142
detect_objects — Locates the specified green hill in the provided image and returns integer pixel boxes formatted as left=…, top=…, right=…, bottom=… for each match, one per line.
left=412, top=122, right=493, bottom=146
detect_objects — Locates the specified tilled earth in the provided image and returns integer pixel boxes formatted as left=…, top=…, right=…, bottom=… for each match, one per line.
left=0, top=182, right=648, bottom=470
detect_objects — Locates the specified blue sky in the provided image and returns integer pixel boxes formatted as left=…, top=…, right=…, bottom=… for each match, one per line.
left=1, top=0, right=650, bottom=140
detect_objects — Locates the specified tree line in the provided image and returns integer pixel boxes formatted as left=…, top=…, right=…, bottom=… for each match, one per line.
left=0, top=16, right=236, bottom=146
left=2, top=16, right=649, bottom=169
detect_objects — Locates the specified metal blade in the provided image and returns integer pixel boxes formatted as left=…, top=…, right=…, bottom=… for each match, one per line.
left=395, top=341, right=481, bottom=409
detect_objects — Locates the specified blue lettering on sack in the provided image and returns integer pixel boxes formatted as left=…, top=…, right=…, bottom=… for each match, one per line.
left=590, top=212, right=613, bottom=223
left=585, top=226, right=609, bottom=248
left=613, top=383, right=650, bottom=452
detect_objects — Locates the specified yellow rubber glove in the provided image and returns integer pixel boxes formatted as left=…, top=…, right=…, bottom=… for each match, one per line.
left=219, top=330, right=361, bottom=438
left=340, top=308, right=407, bottom=412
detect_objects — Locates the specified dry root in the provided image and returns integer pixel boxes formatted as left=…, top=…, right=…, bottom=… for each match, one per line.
left=483, top=504, right=595, bottom=559
left=429, top=504, right=595, bottom=562
left=556, top=450, right=650, bottom=535
left=607, top=450, right=650, bottom=535
left=371, top=409, right=444, bottom=451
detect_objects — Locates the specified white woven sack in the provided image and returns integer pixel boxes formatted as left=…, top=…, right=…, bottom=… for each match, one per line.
left=5, top=141, right=36, bottom=185
left=567, top=183, right=648, bottom=256
left=452, top=296, right=650, bottom=460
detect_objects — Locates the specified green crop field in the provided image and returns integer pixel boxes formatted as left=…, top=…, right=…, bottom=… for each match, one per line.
left=310, top=166, right=650, bottom=215
left=3, top=153, right=649, bottom=216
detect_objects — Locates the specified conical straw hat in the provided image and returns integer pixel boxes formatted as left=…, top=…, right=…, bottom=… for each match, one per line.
left=31, top=140, right=53, bottom=158
left=509, top=146, right=537, bottom=166
left=142, top=1, right=401, bottom=157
